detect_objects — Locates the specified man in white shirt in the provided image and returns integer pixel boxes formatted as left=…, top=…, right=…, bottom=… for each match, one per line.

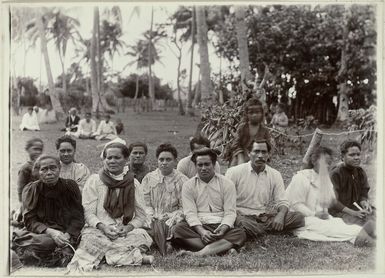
left=172, top=148, right=246, bottom=256
left=226, top=139, right=304, bottom=239
left=177, top=136, right=221, bottom=178
left=74, top=112, right=97, bottom=139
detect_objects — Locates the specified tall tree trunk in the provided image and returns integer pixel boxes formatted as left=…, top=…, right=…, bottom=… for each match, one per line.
left=134, top=74, right=140, bottom=113
left=218, top=54, right=224, bottom=104
left=176, top=47, right=185, bottom=115
left=196, top=6, right=212, bottom=104
left=58, top=51, right=67, bottom=94
left=91, top=7, right=101, bottom=114
left=148, top=7, right=155, bottom=111
left=335, top=7, right=350, bottom=125
left=234, top=5, right=253, bottom=95
left=36, top=10, right=64, bottom=117
left=186, top=6, right=196, bottom=116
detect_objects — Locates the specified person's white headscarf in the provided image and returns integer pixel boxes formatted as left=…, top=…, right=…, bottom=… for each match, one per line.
left=99, top=137, right=127, bottom=159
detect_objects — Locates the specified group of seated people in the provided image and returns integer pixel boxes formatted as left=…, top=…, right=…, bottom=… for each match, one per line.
left=11, top=126, right=376, bottom=272
left=20, top=106, right=124, bottom=141
left=62, top=108, right=124, bottom=140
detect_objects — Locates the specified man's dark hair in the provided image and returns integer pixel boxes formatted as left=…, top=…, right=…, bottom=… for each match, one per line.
left=189, top=136, right=210, bottom=151
left=128, top=142, right=148, bottom=155
left=309, top=146, right=333, bottom=168
left=55, top=135, right=76, bottom=150
left=191, top=147, right=218, bottom=165
left=340, top=140, right=361, bottom=156
left=247, top=139, right=272, bottom=153
left=156, top=143, right=178, bottom=159
left=102, top=142, right=130, bottom=159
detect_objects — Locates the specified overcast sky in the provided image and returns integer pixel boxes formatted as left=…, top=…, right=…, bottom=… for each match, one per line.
left=10, top=3, right=226, bottom=94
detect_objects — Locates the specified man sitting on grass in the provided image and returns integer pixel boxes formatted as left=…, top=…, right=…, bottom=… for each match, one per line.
left=73, top=112, right=97, bottom=139
left=127, top=142, right=151, bottom=183
left=177, top=135, right=221, bottom=179
left=329, top=139, right=376, bottom=239
left=226, top=139, right=304, bottom=239
left=172, top=148, right=246, bottom=256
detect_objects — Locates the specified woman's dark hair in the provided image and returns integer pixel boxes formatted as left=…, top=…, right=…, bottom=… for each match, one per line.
left=25, top=138, right=43, bottom=151
left=156, top=143, right=178, bottom=159
left=33, top=154, right=61, bottom=173
left=102, top=142, right=130, bottom=159
left=340, top=140, right=361, bottom=155
left=128, top=142, right=148, bottom=155
left=55, top=135, right=76, bottom=150
left=189, top=136, right=210, bottom=151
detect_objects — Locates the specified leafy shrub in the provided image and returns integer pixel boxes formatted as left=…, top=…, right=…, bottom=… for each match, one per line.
left=347, top=105, right=376, bottom=150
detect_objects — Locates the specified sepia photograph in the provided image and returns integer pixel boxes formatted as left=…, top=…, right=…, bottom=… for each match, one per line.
left=4, top=1, right=384, bottom=276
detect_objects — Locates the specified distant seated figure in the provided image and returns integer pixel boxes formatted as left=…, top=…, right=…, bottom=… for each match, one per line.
left=74, top=112, right=97, bottom=139
left=270, top=103, right=288, bottom=131
left=127, top=142, right=150, bottom=183
left=177, top=136, right=221, bottom=179
left=19, top=107, right=40, bottom=131
left=12, top=155, right=84, bottom=267
left=116, top=118, right=124, bottom=135
left=224, top=97, right=271, bottom=167
left=95, top=114, right=118, bottom=141
left=172, top=148, right=246, bottom=256
left=286, top=146, right=374, bottom=245
left=56, top=135, right=91, bottom=191
left=329, top=140, right=376, bottom=232
left=62, top=107, right=80, bottom=132
left=226, top=140, right=304, bottom=239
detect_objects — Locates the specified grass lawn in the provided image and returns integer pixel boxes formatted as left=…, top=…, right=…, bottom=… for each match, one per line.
left=9, top=108, right=376, bottom=275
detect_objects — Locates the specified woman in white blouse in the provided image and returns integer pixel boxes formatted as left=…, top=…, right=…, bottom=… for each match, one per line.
left=67, top=142, right=153, bottom=272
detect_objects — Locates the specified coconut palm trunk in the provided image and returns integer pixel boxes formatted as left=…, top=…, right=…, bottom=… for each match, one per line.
left=186, top=6, right=196, bottom=116
left=91, top=7, right=101, bottom=114
left=148, top=6, right=155, bottom=111
left=35, top=10, right=64, bottom=117
left=196, top=6, right=212, bottom=104
left=234, top=6, right=253, bottom=95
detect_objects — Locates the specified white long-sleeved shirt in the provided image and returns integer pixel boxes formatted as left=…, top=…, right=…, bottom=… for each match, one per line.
left=96, top=120, right=116, bottom=135
left=78, top=118, right=96, bottom=134
left=286, top=169, right=325, bottom=216
left=82, top=173, right=147, bottom=229
left=225, top=162, right=289, bottom=216
left=182, top=173, right=236, bottom=228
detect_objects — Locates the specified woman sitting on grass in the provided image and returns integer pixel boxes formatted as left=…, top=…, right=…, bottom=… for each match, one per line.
left=141, top=143, right=188, bottom=255
left=286, top=146, right=375, bottom=246
left=67, top=142, right=153, bottom=272
left=12, top=155, right=84, bottom=268
left=56, top=135, right=90, bottom=191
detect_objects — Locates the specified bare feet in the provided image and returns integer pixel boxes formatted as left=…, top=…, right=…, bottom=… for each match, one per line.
left=176, top=250, right=195, bottom=257
left=142, top=255, right=154, bottom=265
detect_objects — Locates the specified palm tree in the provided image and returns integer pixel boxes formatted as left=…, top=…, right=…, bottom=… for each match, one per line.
left=50, top=11, right=82, bottom=95
left=168, top=25, right=186, bottom=115
left=33, top=8, right=64, bottom=116
left=234, top=6, right=253, bottom=95
left=195, top=6, right=212, bottom=103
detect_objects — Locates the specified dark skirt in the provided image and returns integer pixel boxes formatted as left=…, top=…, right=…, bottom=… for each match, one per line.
left=12, top=228, right=75, bottom=267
